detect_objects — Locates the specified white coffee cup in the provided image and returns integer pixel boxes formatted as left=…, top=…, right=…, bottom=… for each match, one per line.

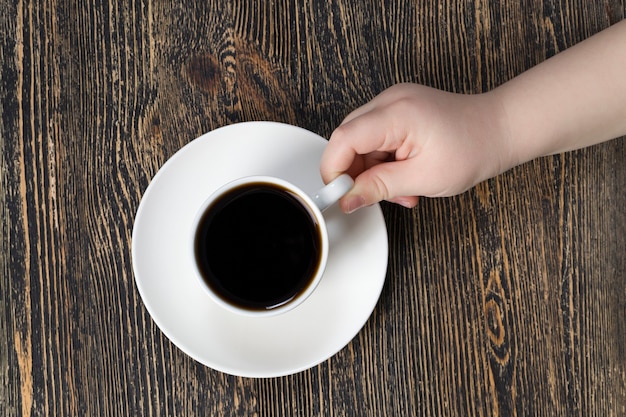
left=190, top=173, right=353, bottom=317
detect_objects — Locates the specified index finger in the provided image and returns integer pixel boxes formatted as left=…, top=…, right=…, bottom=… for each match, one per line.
left=320, top=109, right=403, bottom=183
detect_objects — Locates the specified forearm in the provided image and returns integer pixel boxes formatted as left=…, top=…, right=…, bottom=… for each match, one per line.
left=492, top=20, right=626, bottom=167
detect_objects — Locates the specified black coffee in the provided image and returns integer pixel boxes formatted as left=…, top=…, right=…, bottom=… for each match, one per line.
left=194, top=182, right=322, bottom=311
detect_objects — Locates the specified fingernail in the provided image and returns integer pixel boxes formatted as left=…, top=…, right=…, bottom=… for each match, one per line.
left=343, top=195, right=366, bottom=214
left=395, top=198, right=415, bottom=209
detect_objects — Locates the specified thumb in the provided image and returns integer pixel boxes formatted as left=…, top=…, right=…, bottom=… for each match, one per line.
left=339, top=160, right=419, bottom=213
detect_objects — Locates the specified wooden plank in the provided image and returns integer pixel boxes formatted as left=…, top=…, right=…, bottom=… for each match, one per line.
left=0, top=0, right=624, bottom=415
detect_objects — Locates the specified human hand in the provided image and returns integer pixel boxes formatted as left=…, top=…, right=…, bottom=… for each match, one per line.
left=320, top=83, right=512, bottom=213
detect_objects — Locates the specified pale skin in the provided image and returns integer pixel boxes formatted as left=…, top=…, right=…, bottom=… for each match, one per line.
left=320, top=20, right=626, bottom=213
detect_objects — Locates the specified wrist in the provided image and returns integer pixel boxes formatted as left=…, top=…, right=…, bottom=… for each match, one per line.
left=472, top=91, right=519, bottom=180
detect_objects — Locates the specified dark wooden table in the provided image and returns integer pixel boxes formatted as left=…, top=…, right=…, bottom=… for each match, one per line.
left=1, top=1, right=625, bottom=416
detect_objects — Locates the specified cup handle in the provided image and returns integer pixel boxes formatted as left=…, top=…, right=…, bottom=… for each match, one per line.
left=313, top=174, right=354, bottom=212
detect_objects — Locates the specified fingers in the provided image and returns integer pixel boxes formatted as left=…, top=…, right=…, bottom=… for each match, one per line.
left=339, top=158, right=420, bottom=212
left=320, top=109, right=404, bottom=184
left=388, top=196, right=420, bottom=208
left=340, top=193, right=419, bottom=213
left=320, top=84, right=423, bottom=212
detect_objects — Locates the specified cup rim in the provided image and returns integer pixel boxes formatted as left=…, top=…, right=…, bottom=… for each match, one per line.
left=190, top=175, right=330, bottom=317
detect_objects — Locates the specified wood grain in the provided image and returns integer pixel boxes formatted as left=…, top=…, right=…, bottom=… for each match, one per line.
left=1, top=0, right=625, bottom=416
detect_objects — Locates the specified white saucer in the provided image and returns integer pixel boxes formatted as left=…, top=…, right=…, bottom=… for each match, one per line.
left=131, top=121, right=388, bottom=378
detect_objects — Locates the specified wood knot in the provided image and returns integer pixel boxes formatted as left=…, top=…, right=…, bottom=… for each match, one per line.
left=150, top=114, right=161, bottom=134
left=485, top=298, right=505, bottom=346
left=185, top=53, right=220, bottom=93
left=484, top=270, right=511, bottom=364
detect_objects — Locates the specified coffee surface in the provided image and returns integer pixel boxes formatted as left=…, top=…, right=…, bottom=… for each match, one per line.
left=194, top=182, right=322, bottom=311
